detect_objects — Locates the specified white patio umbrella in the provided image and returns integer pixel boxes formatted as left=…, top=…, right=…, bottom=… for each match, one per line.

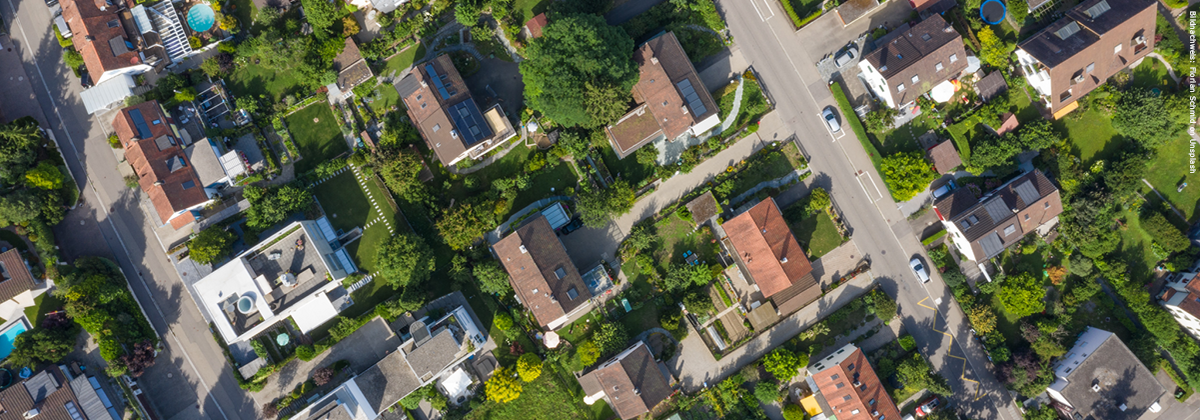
left=930, top=80, right=956, bottom=103
left=544, top=331, right=561, bottom=348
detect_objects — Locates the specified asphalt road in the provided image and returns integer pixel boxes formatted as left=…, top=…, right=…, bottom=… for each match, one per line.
left=0, top=0, right=257, bottom=419
left=715, top=1, right=1022, bottom=419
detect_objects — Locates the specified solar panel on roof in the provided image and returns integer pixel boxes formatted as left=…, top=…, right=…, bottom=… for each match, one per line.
left=1013, top=180, right=1041, bottom=206
left=979, top=232, right=1006, bottom=258
left=448, top=99, right=493, bottom=146
left=1055, top=21, right=1081, bottom=40
left=676, top=78, right=708, bottom=116
left=1083, top=0, right=1110, bottom=18
left=129, top=108, right=152, bottom=139
left=427, top=64, right=451, bottom=100
left=983, top=197, right=1012, bottom=222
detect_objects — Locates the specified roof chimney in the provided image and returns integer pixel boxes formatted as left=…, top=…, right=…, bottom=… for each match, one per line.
left=651, top=57, right=658, bottom=65
left=519, top=245, right=527, bottom=254
left=23, top=409, right=38, bottom=419
left=781, top=257, right=788, bottom=263
left=1092, top=384, right=1102, bottom=392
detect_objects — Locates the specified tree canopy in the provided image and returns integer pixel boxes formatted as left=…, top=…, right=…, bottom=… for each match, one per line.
left=0, top=118, right=42, bottom=184
left=1113, top=89, right=1188, bottom=148
left=517, top=353, right=542, bottom=382
left=375, top=150, right=429, bottom=203
left=376, top=233, right=435, bottom=289
left=661, top=263, right=711, bottom=292
left=189, top=228, right=236, bottom=265
left=473, top=260, right=513, bottom=295
left=436, top=201, right=495, bottom=249
left=520, top=14, right=638, bottom=128
left=762, top=348, right=802, bottom=381
left=881, top=152, right=938, bottom=202
left=243, top=185, right=313, bottom=230
left=996, top=272, right=1046, bottom=318
left=485, top=368, right=522, bottom=403
left=300, top=0, right=341, bottom=36
left=977, top=27, right=1010, bottom=68
left=577, top=180, right=635, bottom=227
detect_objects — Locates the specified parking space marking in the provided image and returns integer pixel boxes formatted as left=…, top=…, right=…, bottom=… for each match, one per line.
left=916, top=297, right=981, bottom=389
left=751, top=0, right=775, bottom=21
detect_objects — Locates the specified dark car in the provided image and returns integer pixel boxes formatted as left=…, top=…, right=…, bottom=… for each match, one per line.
left=79, top=70, right=93, bottom=88
left=915, top=396, right=941, bottom=417
left=559, top=218, right=584, bottom=235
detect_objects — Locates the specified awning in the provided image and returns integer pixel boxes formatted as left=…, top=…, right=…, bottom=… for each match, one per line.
left=541, top=202, right=570, bottom=229
left=801, top=394, right=823, bottom=416
left=930, top=80, right=956, bottom=103
left=291, top=293, right=339, bottom=333
left=81, top=75, right=136, bottom=114
left=439, top=368, right=473, bottom=401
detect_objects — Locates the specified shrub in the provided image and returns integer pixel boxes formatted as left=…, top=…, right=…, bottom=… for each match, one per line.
left=494, top=312, right=514, bottom=331
left=899, top=335, right=917, bottom=352
left=783, top=404, right=805, bottom=420
left=922, top=229, right=947, bottom=246
left=762, top=347, right=801, bottom=381
left=296, top=344, right=316, bottom=361
left=312, top=367, right=335, bottom=386
left=754, top=381, right=782, bottom=404
left=577, top=340, right=601, bottom=366
left=517, top=353, right=542, bottom=382
left=485, top=367, right=522, bottom=403
left=261, top=402, right=279, bottom=418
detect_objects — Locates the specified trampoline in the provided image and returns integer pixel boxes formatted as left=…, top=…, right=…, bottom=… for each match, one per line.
left=980, top=0, right=1006, bottom=25
left=187, top=4, right=216, bottom=32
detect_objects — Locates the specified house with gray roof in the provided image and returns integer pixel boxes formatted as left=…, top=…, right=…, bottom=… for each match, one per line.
left=932, top=170, right=1062, bottom=272
left=1046, top=327, right=1164, bottom=420
left=292, top=294, right=487, bottom=420
left=858, top=14, right=968, bottom=109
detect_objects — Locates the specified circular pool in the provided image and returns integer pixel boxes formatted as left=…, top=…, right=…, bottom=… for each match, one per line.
left=187, top=4, right=216, bottom=32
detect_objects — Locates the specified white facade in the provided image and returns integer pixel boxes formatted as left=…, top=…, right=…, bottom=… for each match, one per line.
left=858, top=61, right=897, bottom=108
left=1015, top=49, right=1053, bottom=106
left=1160, top=272, right=1200, bottom=339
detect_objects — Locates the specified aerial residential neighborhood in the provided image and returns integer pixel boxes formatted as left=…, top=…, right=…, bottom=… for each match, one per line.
left=1, top=0, right=1200, bottom=419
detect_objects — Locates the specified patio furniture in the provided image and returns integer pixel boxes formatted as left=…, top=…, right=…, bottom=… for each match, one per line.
left=267, top=250, right=282, bottom=261
left=685, top=251, right=700, bottom=266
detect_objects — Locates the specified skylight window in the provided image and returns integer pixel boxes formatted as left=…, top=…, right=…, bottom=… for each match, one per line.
left=1055, top=21, right=1081, bottom=40
left=1083, top=0, right=1111, bottom=18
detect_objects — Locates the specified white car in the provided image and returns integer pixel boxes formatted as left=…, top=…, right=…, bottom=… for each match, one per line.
left=822, top=107, right=841, bottom=133
left=910, top=258, right=930, bottom=283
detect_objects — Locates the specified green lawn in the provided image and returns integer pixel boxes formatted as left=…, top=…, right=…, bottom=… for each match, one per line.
left=228, top=0, right=257, bottom=34
left=382, top=43, right=428, bottom=76
left=716, top=75, right=770, bottom=137
left=284, top=104, right=350, bottom=174
left=462, top=368, right=605, bottom=420
left=1130, top=57, right=1176, bottom=92
left=786, top=211, right=846, bottom=259
left=870, top=115, right=936, bottom=156
left=1056, top=108, right=1129, bottom=165
left=312, top=169, right=397, bottom=274
left=720, top=144, right=807, bottom=202
left=24, top=293, right=65, bottom=327
left=619, top=303, right=662, bottom=337
left=513, top=0, right=552, bottom=27
left=226, top=62, right=304, bottom=103
left=1143, top=137, right=1199, bottom=221
left=600, top=145, right=656, bottom=188
left=374, top=84, right=402, bottom=114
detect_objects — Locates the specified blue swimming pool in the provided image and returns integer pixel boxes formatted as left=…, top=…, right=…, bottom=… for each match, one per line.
left=187, top=4, right=216, bottom=32
left=0, top=322, right=29, bottom=360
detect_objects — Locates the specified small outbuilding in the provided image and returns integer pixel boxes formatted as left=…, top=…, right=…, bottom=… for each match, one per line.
left=975, top=71, right=1009, bottom=103
left=926, top=140, right=962, bottom=174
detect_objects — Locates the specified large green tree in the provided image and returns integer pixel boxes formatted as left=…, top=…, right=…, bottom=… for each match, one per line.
left=244, top=185, right=313, bottom=230
left=969, top=134, right=1021, bottom=171
left=435, top=202, right=495, bottom=250
left=473, top=260, right=513, bottom=295
left=374, top=150, right=429, bottom=203
left=662, top=263, right=711, bottom=292
left=300, top=0, right=340, bottom=36
left=0, top=190, right=43, bottom=227
left=189, top=228, right=235, bottom=265
left=7, top=327, right=77, bottom=368
left=0, top=117, right=42, bottom=184
left=996, top=272, right=1045, bottom=318
left=1113, top=89, right=1188, bottom=148
left=376, top=233, right=435, bottom=289
left=977, top=27, right=1010, bottom=68
left=1016, top=120, right=1062, bottom=151
left=577, top=180, right=635, bottom=227
left=880, top=152, right=938, bottom=202
left=520, top=14, right=638, bottom=128
left=762, top=347, right=802, bottom=381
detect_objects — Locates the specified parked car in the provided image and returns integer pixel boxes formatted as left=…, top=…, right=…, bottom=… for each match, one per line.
left=834, top=46, right=857, bottom=67
left=822, top=107, right=841, bottom=133
left=915, top=397, right=941, bottom=417
left=910, top=257, right=930, bottom=283
left=559, top=218, right=584, bottom=235
left=79, top=70, right=93, bottom=88
left=932, top=180, right=958, bottom=199
left=45, top=0, right=58, bottom=8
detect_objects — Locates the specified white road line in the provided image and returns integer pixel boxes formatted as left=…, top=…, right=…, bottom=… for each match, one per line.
left=752, top=12, right=1017, bottom=420
left=1, top=6, right=231, bottom=420
left=750, top=0, right=774, bottom=21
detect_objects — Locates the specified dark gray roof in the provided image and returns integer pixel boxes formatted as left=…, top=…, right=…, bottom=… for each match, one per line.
left=353, top=350, right=421, bottom=413
left=1013, top=180, right=1040, bottom=205
left=1018, top=0, right=1155, bottom=69
left=1059, top=333, right=1165, bottom=420
left=395, top=74, right=421, bottom=99
left=23, top=371, right=59, bottom=403
left=975, top=72, right=1008, bottom=102
left=410, top=319, right=430, bottom=345
left=68, top=376, right=113, bottom=420
left=982, top=196, right=1013, bottom=222
left=406, top=330, right=460, bottom=379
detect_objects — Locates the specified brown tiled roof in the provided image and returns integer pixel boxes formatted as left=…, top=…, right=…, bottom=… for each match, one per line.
left=994, top=113, right=1020, bottom=136
left=113, top=101, right=208, bottom=226
left=493, top=215, right=592, bottom=328
left=578, top=342, right=672, bottom=420
left=61, top=0, right=141, bottom=77
left=926, top=140, right=961, bottom=173
left=399, top=55, right=501, bottom=166
left=938, top=171, right=1062, bottom=260
left=810, top=347, right=901, bottom=420
left=0, top=369, right=83, bottom=420
left=0, top=249, right=37, bottom=304
left=685, top=191, right=720, bottom=225
left=863, top=15, right=968, bottom=106
left=607, top=32, right=717, bottom=159
left=524, top=13, right=547, bottom=38
left=722, top=198, right=814, bottom=298
left=334, top=38, right=374, bottom=92
left=770, top=272, right=822, bottom=315
left=1018, top=0, right=1157, bottom=112
left=975, top=71, right=1009, bottom=102
left=1175, top=278, right=1200, bottom=320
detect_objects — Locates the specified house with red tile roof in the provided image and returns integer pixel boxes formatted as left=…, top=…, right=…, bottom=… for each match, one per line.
left=578, top=341, right=674, bottom=420
left=807, top=344, right=902, bottom=420
left=605, top=31, right=720, bottom=159
left=524, top=13, right=547, bottom=39
left=60, top=0, right=153, bottom=84
left=1159, top=271, right=1200, bottom=341
left=721, top=197, right=819, bottom=315
left=113, top=101, right=212, bottom=229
